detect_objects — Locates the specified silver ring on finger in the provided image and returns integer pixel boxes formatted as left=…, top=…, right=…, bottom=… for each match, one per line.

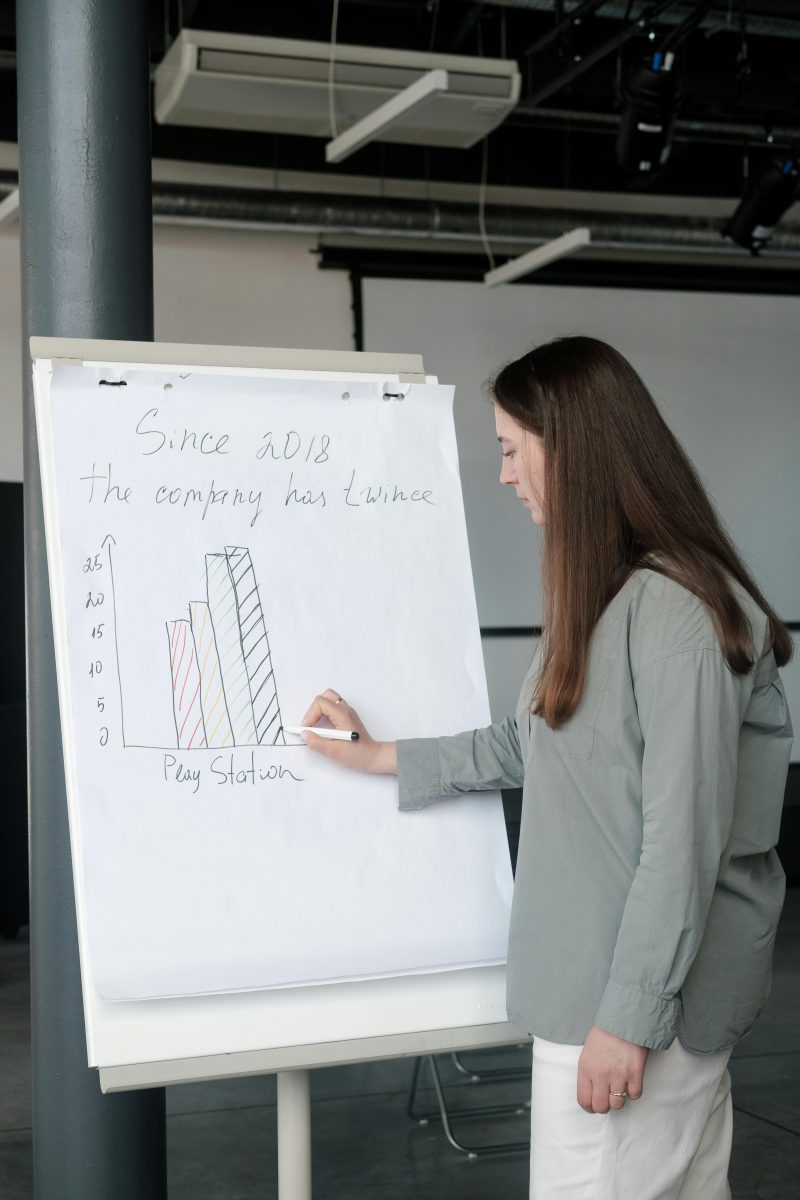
left=609, top=1091, right=628, bottom=1098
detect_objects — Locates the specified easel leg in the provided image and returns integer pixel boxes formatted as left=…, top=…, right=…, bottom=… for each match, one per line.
left=277, top=1069, right=312, bottom=1200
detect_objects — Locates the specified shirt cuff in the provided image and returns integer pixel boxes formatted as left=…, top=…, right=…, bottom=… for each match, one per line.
left=593, top=977, right=682, bottom=1050
left=396, top=738, right=443, bottom=811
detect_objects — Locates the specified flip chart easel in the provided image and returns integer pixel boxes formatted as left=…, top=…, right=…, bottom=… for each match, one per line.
left=31, top=336, right=528, bottom=1200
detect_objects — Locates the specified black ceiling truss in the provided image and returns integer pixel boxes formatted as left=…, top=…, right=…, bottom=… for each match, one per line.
left=0, top=1, right=799, bottom=202
left=522, top=0, right=611, bottom=59
left=524, top=0, right=685, bottom=108
left=153, top=1, right=800, bottom=196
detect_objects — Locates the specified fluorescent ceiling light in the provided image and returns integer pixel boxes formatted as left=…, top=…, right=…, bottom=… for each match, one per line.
left=484, top=227, right=592, bottom=287
left=326, top=69, right=449, bottom=164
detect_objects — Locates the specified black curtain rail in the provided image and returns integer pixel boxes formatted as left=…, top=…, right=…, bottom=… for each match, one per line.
left=319, top=248, right=800, bottom=298
left=480, top=624, right=800, bottom=637
left=481, top=627, right=543, bottom=638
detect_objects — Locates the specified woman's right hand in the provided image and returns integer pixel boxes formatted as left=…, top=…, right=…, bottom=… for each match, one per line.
left=300, top=689, right=397, bottom=775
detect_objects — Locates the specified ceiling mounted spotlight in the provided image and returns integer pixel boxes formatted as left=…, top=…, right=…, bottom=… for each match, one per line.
left=615, top=0, right=714, bottom=177
left=616, top=50, right=681, bottom=174
left=724, top=145, right=800, bottom=254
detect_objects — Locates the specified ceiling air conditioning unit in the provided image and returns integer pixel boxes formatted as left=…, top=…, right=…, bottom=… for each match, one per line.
left=154, top=31, right=520, bottom=149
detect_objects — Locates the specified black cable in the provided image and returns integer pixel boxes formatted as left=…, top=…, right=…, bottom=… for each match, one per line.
left=428, top=0, right=441, bottom=53
left=523, top=0, right=607, bottom=61
left=736, top=0, right=750, bottom=79
left=615, top=0, right=637, bottom=102
left=658, top=0, right=715, bottom=56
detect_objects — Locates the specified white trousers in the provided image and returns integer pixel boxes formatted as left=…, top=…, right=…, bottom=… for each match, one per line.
left=530, top=1036, right=733, bottom=1200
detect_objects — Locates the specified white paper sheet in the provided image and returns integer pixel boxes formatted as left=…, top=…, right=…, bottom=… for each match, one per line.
left=35, top=361, right=513, bottom=1001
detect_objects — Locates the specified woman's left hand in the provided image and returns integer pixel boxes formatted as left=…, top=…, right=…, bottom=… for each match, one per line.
left=577, top=1025, right=649, bottom=1114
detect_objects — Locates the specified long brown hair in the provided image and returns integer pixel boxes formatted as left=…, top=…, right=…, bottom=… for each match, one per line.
left=491, top=336, right=793, bottom=729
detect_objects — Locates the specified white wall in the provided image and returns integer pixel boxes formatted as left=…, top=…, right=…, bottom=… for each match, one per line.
left=0, top=225, right=353, bottom=482
left=362, top=277, right=800, bottom=752
left=152, top=225, right=352, bottom=350
left=364, top=277, right=800, bottom=625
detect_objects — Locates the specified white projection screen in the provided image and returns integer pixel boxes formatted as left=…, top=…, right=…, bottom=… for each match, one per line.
left=363, top=277, right=800, bottom=757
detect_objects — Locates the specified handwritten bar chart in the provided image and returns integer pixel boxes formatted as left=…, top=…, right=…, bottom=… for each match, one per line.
left=189, top=600, right=234, bottom=749
left=204, top=550, right=258, bottom=746
left=225, top=546, right=283, bottom=746
left=168, top=619, right=208, bottom=750
left=168, top=547, right=285, bottom=750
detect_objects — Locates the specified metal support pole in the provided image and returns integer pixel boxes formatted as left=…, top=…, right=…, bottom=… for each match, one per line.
left=16, top=2, right=167, bottom=1198
left=277, top=1070, right=313, bottom=1200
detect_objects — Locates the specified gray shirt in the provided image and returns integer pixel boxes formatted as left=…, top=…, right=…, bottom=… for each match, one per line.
left=396, top=569, right=792, bottom=1053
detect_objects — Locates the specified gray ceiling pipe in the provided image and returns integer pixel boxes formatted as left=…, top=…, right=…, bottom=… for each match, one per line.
left=150, top=182, right=800, bottom=260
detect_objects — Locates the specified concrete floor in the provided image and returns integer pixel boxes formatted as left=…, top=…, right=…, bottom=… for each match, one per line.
left=1, top=892, right=799, bottom=1199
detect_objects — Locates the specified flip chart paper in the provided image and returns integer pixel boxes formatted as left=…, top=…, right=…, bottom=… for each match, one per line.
left=35, top=361, right=513, bottom=1001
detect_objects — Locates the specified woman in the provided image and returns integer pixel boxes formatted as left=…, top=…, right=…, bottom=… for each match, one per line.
left=301, top=336, right=793, bottom=1199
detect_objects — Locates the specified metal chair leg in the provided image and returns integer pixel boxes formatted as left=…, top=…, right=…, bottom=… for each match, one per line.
left=451, top=1046, right=532, bottom=1083
left=450, top=1051, right=481, bottom=1081
left=406, top=1053, right=429, bottom=1124
left=407, top=1053, right=530, bottom=1159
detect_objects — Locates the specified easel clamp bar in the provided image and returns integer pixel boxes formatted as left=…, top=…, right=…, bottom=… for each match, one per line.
left=99, top=1021, right=529, bottom=1092
left=30, top=336, right=426, bottom=380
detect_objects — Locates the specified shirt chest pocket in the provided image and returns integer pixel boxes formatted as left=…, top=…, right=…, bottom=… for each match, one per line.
left=546, top=655, right=613, bottom=761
